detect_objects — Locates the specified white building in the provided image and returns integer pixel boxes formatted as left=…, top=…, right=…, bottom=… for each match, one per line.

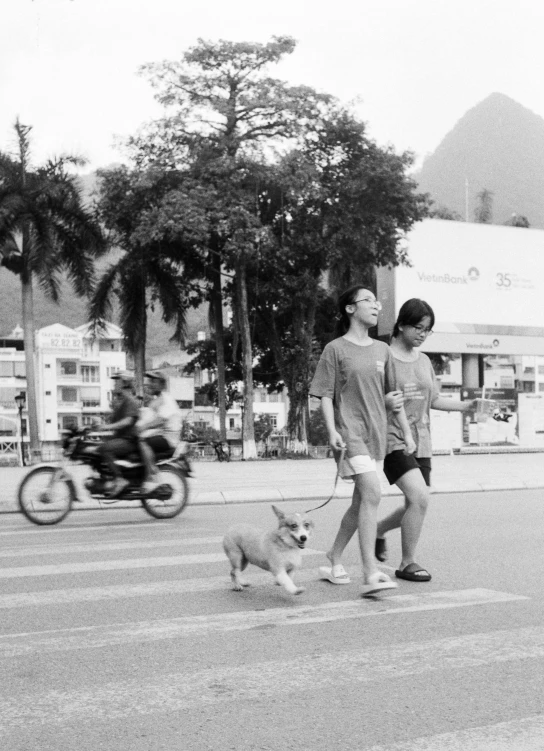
left=0, top=322, right=126, bottom=453
left=36, top=322, right=126, bottom=440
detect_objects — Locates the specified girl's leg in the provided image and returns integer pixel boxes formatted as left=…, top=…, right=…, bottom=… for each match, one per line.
left=327, top=483, right=361, bottom=568
left=393, top=468, right=430, bottom=570
left=377, top=504, right=406, bottom=539
left=354, top=471, right=383, bottom=580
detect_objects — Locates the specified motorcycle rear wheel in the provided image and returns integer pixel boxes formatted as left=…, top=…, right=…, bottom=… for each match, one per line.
left=18, top=466, right=75, bottom=525
left=141, top=466, right=189, bottom=519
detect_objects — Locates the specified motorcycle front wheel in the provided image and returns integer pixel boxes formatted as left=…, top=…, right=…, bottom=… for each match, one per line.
left=18, top=466, right=75, bottom=525
left=141, top=466, right=189, bottom=520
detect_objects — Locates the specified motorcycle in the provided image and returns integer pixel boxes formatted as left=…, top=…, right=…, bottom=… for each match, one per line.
left=17, top=427, right=192, bottom=525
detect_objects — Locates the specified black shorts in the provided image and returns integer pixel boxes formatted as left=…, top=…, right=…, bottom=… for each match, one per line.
left=383, top=451, right=431, bottom=487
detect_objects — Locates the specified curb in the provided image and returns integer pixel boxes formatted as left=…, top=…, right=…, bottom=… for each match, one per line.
left=2, top=479, right=543, bottom=515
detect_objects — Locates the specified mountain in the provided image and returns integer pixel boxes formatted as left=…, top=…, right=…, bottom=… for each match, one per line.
left=416, top=93, right=544, bottom=228
left=0, top=264, right=209, bottom=359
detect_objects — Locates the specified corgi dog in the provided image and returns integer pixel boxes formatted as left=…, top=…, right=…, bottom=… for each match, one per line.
left=222, top=505, right=314, bottom=595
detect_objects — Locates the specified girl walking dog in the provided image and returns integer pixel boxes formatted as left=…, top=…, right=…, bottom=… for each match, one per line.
left=375, top=298, right=477, bottom=582
left=309, top=285, right=415, bottom=597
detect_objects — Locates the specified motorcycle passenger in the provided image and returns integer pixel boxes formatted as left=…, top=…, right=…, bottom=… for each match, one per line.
left=96, top=371, right=140, bottom=498
left=138, top=371, right=182, bottom=493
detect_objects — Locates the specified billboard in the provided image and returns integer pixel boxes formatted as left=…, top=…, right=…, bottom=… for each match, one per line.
left=377, top=219, right=544, bottom=355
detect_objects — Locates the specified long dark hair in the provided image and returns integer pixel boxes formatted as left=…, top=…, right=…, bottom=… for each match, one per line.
left=393, top=298, right=435, bottom=337
left=334, top=285, right=375, bottom=337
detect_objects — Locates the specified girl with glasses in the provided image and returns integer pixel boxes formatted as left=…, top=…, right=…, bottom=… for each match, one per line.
left=310, top=285, right=415, bottom=596
left=376, top=298, right=477, bottom=582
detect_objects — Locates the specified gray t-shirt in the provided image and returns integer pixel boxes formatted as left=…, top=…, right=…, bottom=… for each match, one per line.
left=310, top=337, right=395, bottom=461
left=387, top=351, right=440, bottom=457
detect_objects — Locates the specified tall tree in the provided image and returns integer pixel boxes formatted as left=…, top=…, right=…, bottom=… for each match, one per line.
left=0, top=121, right=106, bottom=460
left=133, top=36, right=330, bottom=458
left=252, top=112, right=429, bottom=449
left=90, top=165, right=205, bottom=395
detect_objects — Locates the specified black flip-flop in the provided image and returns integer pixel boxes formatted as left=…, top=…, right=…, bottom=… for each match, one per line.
left=395, top=563, right=432, bottom=582
left=375, top=537, right=387, bottom=562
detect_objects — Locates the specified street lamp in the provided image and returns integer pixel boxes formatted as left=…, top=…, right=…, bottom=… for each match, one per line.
left=14, top=391, right=26, bottom=467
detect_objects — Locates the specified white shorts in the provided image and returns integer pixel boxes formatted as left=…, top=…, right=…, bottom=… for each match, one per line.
left=340, top=454, right=378, bottom=479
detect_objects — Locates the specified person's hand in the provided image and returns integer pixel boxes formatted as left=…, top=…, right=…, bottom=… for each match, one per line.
left=328, top=431, right=345, bottom=452
left=385, top=390, right=404, bottom=413
left=464, top=398, right=479, bottom=412
left=403, top=435, right=417, bottom=455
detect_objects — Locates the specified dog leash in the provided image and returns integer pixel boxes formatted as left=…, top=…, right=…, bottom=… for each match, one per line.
left=305, top=447, right=346, bottom=514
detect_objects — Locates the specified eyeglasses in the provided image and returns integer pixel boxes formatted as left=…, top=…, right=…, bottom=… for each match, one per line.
left=352, top=298, right=383, bottom=311
left=409, top=324, right=433, bottom=336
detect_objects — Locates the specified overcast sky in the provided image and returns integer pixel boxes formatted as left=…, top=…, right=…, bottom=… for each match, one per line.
left=2, top=0, right=542, bottom=173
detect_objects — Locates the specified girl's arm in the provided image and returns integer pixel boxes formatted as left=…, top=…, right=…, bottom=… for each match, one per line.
left=432, top=396, right=477, bottom=412
left=321, top=397, right=345, bottom=451
left=395, top=405, right=416, bottom=455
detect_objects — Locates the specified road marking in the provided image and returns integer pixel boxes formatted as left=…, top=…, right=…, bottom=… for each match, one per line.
left=0, top=536, right=224, bottom=558
left=0, top=521, right=210, bottom=537
left=366, top=715, right=544, bottom=751
left=0, top=622, right=538, bottom=730
left=0, top=569, right=320, bottom=608
left=0, top=548, right=323, bottom=579
left=0, top=589, right=526, bottom=657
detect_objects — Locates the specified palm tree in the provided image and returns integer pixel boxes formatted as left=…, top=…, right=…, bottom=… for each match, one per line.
left=90, top=165, right=204, bottom=395
left=89, top=250, right=195, bottom=396
left=0, top=121, right=106, bottom=461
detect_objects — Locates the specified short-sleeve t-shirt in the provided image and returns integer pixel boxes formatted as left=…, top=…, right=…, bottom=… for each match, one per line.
left=387, top=351, right=440, bottom=457
left=139, top=392, right=182, bottom=448
left=110, top=392, right=140, bottom=440
left=309, top=337, right=395, bottom=461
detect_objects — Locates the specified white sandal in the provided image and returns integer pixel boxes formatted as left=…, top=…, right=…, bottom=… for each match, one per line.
left=361, top=571, right=398, bottom=597
left=319, top=564, right=351, bottom=584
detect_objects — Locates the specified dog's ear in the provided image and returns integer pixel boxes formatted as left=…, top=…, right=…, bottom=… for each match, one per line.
left=271, top=505, right=285, bottom=521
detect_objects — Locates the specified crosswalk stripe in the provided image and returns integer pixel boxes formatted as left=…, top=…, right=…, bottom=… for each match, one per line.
left=0, top=548, right=323, bottom=579
left=365, top=715, right=544, bottom=751
left=0, top=589, right=525, bottom=657
left=0, top=569, right=320, bottom=609
left=0, top=536, right=224, bottom=558
left=0, top=521, right=209, bottom=537
left=0, top=622, right=538, bottom=731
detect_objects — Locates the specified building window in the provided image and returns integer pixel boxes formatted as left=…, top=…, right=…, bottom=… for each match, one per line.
left=268, top=393, right=279, bottom=403
left=45, top=391, right=51, bottom=396
left=13, top=361, right=26, bottom=377
left=61, top=415, right=79, bottom=430
left=59, top=361, right=77, bottom=376
left=269, top=415, right=278, bottom=429
left=539, top=383, right=544, bottom=393
left=61, top=387, right=78, bottom=403
left=178, top=400, right=193, bottom=409
left=522, top=381, right=535, bottom=393
left=229, top=418, right=235, bottom=429
left=45, top=363, right=51, bottom=369
left=106, top=367, right=120, bottom=377
left=81, top=365, right=99, bottom=383
left=0, top=362, right=13, bottom=377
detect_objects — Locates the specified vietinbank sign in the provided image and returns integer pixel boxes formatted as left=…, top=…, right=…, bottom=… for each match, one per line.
left=376, top=219, right=544, bottom=355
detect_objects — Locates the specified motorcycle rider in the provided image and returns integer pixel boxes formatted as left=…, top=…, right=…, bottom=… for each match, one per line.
left=96, top=371, right=140, bottom=498
left=138, top=371, right=183, bottom=493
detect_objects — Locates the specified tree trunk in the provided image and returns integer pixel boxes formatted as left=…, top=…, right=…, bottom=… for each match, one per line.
left=235, top=257, right=257, bottom=459
left=210, top=248, right=227, bottom=442
left=21, top=272, right=40, bottom=462
left=286, top=382, right=309, bottom=453
left=134, top=281, right=147, bottom=399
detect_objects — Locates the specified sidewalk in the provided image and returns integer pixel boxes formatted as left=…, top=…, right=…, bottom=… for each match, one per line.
left=1, top=450, right=543, bottom=513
